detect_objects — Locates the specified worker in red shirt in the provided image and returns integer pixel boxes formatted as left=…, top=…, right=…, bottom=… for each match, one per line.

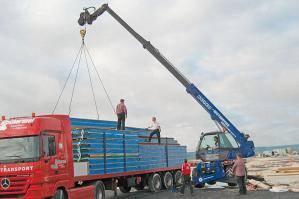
left=116, top=99, right=127, bottom=130
left=180, top=159, right=193, bottom=195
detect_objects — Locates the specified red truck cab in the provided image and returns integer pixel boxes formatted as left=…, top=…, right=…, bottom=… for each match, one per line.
left=0, top=115, right=92, bottom=199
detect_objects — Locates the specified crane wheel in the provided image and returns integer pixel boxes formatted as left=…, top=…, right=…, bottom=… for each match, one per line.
left=228, top=182, right=237, bottom=187
left=207, top=181, right=216, bottom=185
left=195, top=183, right=205, bottom=188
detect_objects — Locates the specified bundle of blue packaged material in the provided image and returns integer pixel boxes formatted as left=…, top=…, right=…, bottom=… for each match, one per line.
left=71, top=118, right=187, bottom=175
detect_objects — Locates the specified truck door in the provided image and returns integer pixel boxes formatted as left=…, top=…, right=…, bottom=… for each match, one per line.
left=41, top=132, right=58, bottom=196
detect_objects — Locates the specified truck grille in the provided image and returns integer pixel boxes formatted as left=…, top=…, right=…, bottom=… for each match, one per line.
left=0, top=175, right=29, bottom=195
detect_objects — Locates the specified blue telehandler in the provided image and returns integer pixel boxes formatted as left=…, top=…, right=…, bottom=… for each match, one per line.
left=77, top=3, right=255, bottom=187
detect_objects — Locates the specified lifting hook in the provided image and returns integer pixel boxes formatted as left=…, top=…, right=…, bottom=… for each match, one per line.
left=80, top=29, right=86, bottom=42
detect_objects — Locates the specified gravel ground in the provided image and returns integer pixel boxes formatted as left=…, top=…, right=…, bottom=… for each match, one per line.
left=105, top=188, right=299, bottom=199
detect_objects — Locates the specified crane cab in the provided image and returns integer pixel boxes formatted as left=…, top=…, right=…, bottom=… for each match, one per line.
left=196, top=132, right=240, bottom=161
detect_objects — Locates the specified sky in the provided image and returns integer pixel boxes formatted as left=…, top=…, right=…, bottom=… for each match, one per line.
left=0, top=0, right=298, bottom=151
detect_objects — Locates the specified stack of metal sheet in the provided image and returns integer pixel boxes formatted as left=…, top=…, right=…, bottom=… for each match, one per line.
left=71, top=118, right=187, bottom=175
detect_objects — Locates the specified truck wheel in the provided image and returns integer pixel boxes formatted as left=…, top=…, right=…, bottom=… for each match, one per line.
left=207, top=181, right=216, bottom=185
left=52, top=189, right=66, bottom=199
left=174, top=170, right=182, bottom=186
left=94, top=181, right=105, bottom=199
left=119, top=185, right=131, bottom=193
left=162, top=172, right=173, bottom=189
left=148, top=173, right=162, bottom=192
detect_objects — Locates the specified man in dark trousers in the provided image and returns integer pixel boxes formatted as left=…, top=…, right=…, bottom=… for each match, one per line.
left=147, top=117, right=161, bottom=144
left=232, top=154, right=247, bottom=195
left=116, top=99, right=127, bottom=130
left=180, top=159, right=193, bottom=196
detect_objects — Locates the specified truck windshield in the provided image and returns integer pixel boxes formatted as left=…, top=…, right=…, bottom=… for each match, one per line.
left=0, top=136, right=40, bottom=163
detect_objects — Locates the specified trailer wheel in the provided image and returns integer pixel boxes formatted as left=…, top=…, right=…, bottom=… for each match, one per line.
left=119, top=185, right=131, bottom=193
left=135, top=183, right=145, bottom=190
left=94, top=181, right=105, bottom=199
left=135, top=179, right=146, bottom=191
left=162, top=172, right=173, bottom=189
left=52, top=189, right=66, bottom=199
left=148, top=173, right=162, bottom=192
left=174, top=170, right=182, bottom=186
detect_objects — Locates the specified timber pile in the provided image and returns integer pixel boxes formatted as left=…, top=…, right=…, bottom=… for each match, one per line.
left=248, top=179, right=271, bottom=190
left=274, top=167, right=299, bottom=174
left=246, top=155, right=299, bottom=192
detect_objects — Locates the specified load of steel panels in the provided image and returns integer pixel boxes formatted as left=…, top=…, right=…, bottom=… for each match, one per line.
left=71, top=118, right=187, bottom=175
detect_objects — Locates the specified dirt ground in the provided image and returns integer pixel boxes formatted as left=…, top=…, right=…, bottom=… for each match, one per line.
left=105, top=187, right=299, bottom=199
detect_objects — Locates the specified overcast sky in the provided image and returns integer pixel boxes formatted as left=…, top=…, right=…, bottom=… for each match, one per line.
left=0, top=0, right=298, bottom=151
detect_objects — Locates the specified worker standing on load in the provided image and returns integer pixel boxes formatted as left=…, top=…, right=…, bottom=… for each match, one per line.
left=147, top=117, right=161, bottom=144
left=180, top=159, right=193, bottom=196
left=116, top=99, right=127, bottom=130
left=232, top=154, right=247, bottom=195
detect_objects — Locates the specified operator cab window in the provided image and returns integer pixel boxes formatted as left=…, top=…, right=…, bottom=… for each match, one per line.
left=42, top=135, right=56, bottom=156
left=199, top=134, right=219, bottom=150
left=221, top=133, right=239, bottom=148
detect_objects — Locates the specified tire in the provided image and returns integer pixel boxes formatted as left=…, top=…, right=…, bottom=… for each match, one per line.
left=162, top=172, right=173, bottom=189
left=135, top=178, right=146, bottom=191
left=195, top=183, right=205, bottom=188
left=148, top=173, right=162, bottom=192
left=174, top=170, right=182, bottom=186
left=207, top=181, right=216, bottom=185
left=228, top=182, right=237, bottom=187
left=135, top=183, right=145, bottom=190
left=119, top=185, right=131, bottom=193
left=94, top=181, right=105, bottom=199
left=52, top=189, right=66, bottom=199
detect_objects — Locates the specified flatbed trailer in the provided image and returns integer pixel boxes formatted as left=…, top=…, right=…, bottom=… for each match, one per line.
left=0, top=115, right=186, bottom=199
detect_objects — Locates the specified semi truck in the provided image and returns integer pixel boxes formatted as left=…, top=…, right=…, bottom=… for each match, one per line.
left=0, top=115, right=186, bottom=199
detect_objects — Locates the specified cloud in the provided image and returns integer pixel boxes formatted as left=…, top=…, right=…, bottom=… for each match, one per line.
left=0, top=0, right=298, bottom=151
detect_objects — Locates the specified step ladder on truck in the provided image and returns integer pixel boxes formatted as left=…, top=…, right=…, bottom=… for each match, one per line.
left=78, top=3, right=255, bottom=188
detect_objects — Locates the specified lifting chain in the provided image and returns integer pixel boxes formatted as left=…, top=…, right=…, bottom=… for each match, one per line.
left=52, top=28, right=115, bottom=118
